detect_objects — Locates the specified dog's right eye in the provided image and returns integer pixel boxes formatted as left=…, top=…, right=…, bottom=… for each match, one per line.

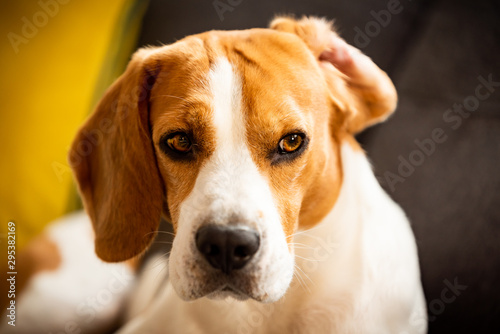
left=166, top=133, right=192, bottom=153
left=160, top=132, right=194, bottom=158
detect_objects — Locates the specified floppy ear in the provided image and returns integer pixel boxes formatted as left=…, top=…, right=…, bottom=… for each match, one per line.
left=270, top=16, right=397, bottom=133
left=69, top=48, right=163, bottom=262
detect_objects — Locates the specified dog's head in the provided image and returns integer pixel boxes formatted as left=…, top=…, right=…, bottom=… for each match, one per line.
left=69, top=16, right=396, bottom=302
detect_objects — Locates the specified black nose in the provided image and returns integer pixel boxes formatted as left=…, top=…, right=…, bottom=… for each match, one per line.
left=195, top=225, right=260, bottom=274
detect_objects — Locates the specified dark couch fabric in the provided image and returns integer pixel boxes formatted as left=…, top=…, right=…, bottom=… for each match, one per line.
left=136, top=1, right=500, bottom=332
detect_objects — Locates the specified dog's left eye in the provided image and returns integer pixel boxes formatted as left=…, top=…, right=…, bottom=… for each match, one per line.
left=278, top=134, right=304, bottom=154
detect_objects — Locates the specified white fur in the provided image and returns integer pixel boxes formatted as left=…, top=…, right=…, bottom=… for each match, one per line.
left=168, top=58, right=294, bottom=303
left=126, top=253, right=168, bottom=320
left=287, top=142, right=427, bottom=333
left=1, top=212, right=135, bottom=334
left=117, top=142, right=427, bottom=334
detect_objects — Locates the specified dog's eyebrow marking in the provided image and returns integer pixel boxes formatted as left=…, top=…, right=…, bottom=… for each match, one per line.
left=209, top=57, right=245, bottom=152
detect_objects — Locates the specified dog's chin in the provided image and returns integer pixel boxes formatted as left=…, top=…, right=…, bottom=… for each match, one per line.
left=206, top=286, right=250, bottom=301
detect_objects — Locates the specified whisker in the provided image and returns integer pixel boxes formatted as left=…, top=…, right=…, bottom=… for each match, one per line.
left=294, top=255, right=322, bottom=262
left=293, top=270, right=306, bottom=291
left=286, top=229, right=312, bottom=239
left=288, top=243, right=315, bottom=250
left=152, top=241, right=173, bottom=245
left=154, top=252, right=171, bottom=262
left=295, top=265, right=314, bottom=287
left=144, top=230, right=176, bottom=237
left=144, top=254, right=170, bottom=273
left=155, top=94, right=190, bottom=103
left=155, top=231, right=176, bottom=235
left=154, top=264, right=169, bottom=282
left=293, top=265, right=311, bottom=293
left=287, top=223, right=327, bottom=240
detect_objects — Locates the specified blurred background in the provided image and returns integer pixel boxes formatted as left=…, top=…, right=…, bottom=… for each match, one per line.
left=1, top=0, right=499, bottom=333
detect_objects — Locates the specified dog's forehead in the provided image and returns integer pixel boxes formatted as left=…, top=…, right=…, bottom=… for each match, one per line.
left=200, top=28, right=319, bottom=75
left=149, top=28, right=327, bottom=137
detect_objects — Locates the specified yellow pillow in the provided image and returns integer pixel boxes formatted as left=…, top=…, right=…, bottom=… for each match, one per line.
left=0, top=0, right=146, bottom=250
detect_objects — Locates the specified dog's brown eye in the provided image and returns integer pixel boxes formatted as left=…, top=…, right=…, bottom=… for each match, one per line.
left=278, top=134, right=304, bottom=153
left=167, top=133, right=192, bottom=153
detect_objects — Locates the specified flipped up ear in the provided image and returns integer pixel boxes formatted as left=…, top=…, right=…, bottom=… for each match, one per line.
left=270, top=16, right=397, bottom=134
left=69, top=48, right=163, bottom=262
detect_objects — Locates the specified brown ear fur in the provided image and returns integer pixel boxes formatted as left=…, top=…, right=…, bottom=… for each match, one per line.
left=270, top=16, right=397, bottom=133
left=69, top=48, right=163, bottom=262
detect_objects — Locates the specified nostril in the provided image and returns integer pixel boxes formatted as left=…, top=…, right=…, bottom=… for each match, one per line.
left=201, top=244, right=220, bottom=256
left=234, top=245, right=250, bottom=259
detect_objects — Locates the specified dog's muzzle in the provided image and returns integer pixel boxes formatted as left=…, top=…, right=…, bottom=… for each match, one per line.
left=195, top=225, right=260, bottom=275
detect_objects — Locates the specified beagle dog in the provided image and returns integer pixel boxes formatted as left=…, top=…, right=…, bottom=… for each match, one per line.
left=2, top=16, right=427, bottom=334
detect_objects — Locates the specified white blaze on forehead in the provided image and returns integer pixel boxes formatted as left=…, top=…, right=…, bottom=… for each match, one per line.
left=204, top=57, right=268, bottom=213
left=209, top=57, right=245, bottom=151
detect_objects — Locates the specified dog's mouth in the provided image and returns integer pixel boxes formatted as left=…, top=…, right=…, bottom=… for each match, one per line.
left=171, top=252, right=290, bottom=303
left=221, top=285, right=236, bottom=292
